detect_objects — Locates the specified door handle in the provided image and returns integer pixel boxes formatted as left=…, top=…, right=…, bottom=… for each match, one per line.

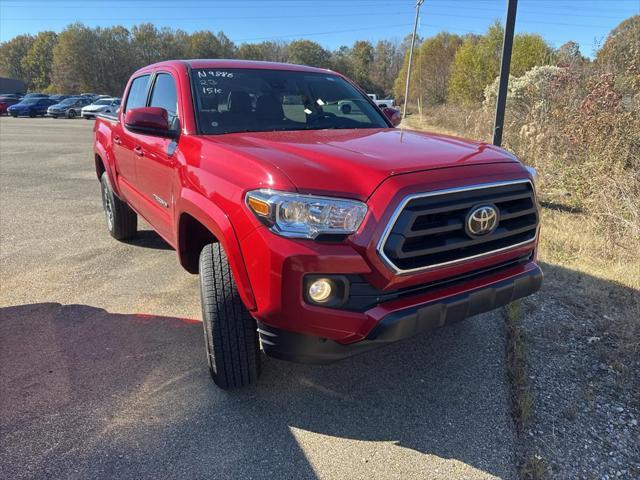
left=134, top=146, right=144, bottom=157
left=113, top=135, right=121, bottom=145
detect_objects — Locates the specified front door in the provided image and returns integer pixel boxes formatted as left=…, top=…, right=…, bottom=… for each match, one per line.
left=112, top=74, right=151, bottom=209
left=134, top=72, right=181, bottom=243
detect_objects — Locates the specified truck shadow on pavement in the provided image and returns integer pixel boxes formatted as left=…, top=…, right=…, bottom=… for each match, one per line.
left=122, top=229, right=173, bottom=250
left=1, top=302, right=516, bottom=479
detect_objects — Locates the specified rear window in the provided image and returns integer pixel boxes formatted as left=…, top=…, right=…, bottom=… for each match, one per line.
left=149, top=73, right=179, bottom=130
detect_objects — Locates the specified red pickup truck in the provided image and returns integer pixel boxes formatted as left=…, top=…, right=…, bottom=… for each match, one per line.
left=94, top=60, right=542, bottom=389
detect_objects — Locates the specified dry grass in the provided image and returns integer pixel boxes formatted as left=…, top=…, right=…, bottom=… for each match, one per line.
left=504, top=300, right=535, bottom=430
left=404, top=111, right=640, bottom=365
left=520, top=455, right=548, bottom=480
left=406, top=109, right=640, bottom=388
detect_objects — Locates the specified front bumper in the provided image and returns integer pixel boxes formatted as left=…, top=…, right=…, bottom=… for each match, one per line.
left=259, top=263, right=542, bottom=363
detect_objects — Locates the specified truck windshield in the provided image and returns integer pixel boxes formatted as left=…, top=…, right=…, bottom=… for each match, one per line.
left=190, top=68, right=389, bottom=135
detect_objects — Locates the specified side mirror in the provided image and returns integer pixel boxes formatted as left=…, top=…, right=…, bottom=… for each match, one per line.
left=382, top=107, right=402, bottom=127
left=124, top=107, right=176, bottom=138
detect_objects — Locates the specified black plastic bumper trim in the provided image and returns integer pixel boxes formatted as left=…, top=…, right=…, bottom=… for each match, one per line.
left=258, top=264, right=542, bottom=364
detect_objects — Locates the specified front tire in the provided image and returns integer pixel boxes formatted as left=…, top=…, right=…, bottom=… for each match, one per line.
left=199, top=243, right=260, bottom=389
left=100, top=172, right=137, bottom=240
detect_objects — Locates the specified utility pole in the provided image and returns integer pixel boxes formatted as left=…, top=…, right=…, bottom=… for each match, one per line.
left=403, top=0, right=424, bottom=118
left=493, top=0, right=518, bottom=146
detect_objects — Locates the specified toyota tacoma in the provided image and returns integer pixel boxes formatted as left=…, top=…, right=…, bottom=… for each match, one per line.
left=94, top=60, right=542, bottom=389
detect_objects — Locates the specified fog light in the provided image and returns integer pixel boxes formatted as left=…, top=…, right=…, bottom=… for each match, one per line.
left=308, top=278, right=333, bottom=303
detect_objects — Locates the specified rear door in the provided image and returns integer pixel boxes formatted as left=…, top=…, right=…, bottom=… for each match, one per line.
left=134, top=71, right=181, bottom=242
left=113, top=74, right=151, bottom=208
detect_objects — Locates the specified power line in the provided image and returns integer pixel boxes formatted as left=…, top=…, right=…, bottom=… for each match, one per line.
left=234, top=22, right=415, bottom=42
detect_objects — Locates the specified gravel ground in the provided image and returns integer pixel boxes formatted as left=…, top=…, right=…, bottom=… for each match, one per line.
left=517, top=265, right=640, bottom=479
left=0, top=117, right=518, bottom=479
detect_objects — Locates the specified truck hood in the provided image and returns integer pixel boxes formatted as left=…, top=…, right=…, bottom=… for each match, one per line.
left=204, top=128, right=520, bottom=200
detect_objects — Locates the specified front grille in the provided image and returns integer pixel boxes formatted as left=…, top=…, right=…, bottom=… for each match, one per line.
left=379, top=180, right=538, bottom=272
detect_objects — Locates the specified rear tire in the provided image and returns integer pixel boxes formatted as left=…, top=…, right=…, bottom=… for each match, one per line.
left=67, top=109, right=76, bottom=119
left=100, top=172, right=137, bottom=240
left=199, top=243, right=260, bottom=389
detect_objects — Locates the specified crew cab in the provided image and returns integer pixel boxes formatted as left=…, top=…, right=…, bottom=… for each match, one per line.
left=94, top=60, right=542, bottom=389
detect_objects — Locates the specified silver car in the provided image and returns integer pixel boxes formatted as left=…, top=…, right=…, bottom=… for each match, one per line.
left=47, top=96, right=93, bottom=119
left=81, top=97, right=121, bottom=119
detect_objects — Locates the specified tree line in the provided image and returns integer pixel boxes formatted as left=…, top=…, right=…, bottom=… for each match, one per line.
left=0, top=23, right=410, bottom=96
left=2, top=19, right=624, bottom=109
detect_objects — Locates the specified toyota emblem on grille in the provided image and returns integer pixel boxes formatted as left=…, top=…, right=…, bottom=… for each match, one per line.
left=466, top=205, right=499, bottom=237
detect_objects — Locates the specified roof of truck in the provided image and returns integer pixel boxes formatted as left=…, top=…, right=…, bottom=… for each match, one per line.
left=138, top=59, right=334, bottom=75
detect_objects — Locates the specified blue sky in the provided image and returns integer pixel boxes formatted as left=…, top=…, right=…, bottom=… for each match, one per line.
left=1, top=0, right=638, bottom=57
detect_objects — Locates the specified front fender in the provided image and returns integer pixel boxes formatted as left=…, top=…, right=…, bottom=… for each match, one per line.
left=176, top=188, right=257, bottom=311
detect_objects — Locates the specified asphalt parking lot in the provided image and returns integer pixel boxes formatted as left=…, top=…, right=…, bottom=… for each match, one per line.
left=1, top=117, right=517, bottom=479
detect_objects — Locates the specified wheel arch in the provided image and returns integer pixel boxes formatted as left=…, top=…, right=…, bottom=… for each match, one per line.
left=176, top=189, right=257, bottom=311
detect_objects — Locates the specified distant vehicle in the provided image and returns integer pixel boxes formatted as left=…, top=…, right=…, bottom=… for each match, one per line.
left=0, top=93, right=23, bottom=100
left=81, top=97, right=121, bottom=119
left=367, top=94, right=395, bottom=108
left=49, top=94, right=72, bottom=102
left=0, top=96, right=21, bottom=114
left=7, top=97, right=56, bottom=117
left=22, top=93, right=49, bottom=99
left=47, top=96, right=93, bottom=118
left=0, top=77, right=26, bottom=94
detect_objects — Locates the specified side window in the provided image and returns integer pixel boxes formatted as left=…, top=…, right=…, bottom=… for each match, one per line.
left=124, top=75, right=150, bottom=113
left=149, top=73, right=179, bottom=130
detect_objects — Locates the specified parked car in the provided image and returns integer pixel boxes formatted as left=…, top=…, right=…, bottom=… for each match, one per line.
left=7, top=97, right=56, bottom=117
left=22, top=93, right=49, bottom=99
left=81, top=97, right=121, bottom=119
left=367, top=93, right=395, bottom=108
left=94, top=60, right=541, bottom=389
left=0, top=93, right=23, bottom=100
left=47, top=96, right=93, bottom=118
left=0, top=96, right=21, bottom=114
left=48, top=94, right=71, bottom=102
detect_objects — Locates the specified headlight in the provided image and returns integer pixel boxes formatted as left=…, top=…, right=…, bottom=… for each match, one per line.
left=245, top=189, right=367, bottom=239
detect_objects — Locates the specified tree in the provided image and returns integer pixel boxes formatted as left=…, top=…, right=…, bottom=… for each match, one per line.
left=287, top=40, right=330, bottom=68
left=555, top=41, right=586, bottom=69
left=511, top=34, right=552, bottom=77
left=349, top=40, right=375, bottom=91
left=596, top=15, right=640, bottom=91
left=50, top=24, right=97, bottom=93
left=0, top=34, right=34, bottom=83
left=371, top=40, right=400, bottom=96
left=21, top=31, right=57, bottom=90
left=131, top=23, right=164, bottom=66
left=329, top=46, right=353, bottom=77
left=448, top=22, right=551, bottom=106
left=92, top=26, right=135, bottom=95
left=216, top=32, right=236, bottom=58
left=189, top=31, right=223, bottom=58
left=414, top=32, right=463, bottom=106
left=236, top=41, right=286, bottom=62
